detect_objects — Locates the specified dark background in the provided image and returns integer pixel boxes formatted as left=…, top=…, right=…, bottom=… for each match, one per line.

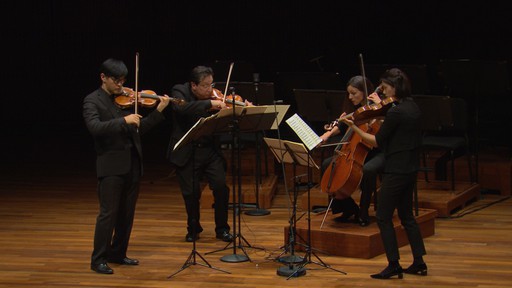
left=1, top=1, right=511, bottom=171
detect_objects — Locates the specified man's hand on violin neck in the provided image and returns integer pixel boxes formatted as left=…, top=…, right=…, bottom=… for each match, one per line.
left=156, top=95, right=171, bottom=112
left=211, top=100, right=227, bottom=110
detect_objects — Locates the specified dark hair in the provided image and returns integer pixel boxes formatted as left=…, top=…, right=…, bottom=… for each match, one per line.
left=99, top=58, right=128, bottom=78
left=190, top=66, right=214, bottom=84
left=380, top=68, right=411, bottom=99
left=347, top=76, right=374, bottom=96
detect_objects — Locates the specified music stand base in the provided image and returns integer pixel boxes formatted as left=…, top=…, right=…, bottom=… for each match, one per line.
left=277, top=265, right=306, bottom=277
left=277, top=254, right=304, bottom=264
left=244, top=208, right=271, bottom=216
left=167, top=250, right=230, bottom=279
left=220, top=253, right=249, bottom=263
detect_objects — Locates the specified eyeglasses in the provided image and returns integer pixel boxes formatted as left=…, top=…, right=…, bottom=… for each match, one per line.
left=110, top=77, right=126, bottom=85
left=198, top=82, right=214, bottom=89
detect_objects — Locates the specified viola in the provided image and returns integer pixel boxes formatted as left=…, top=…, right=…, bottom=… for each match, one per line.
left=351, top=96, right=397, bottom=124
left=115, top=87, right=185, bottom=109
left=323, top=96, right=397, bottom=130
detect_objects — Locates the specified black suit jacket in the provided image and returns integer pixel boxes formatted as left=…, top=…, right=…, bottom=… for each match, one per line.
left=375, top=97, right=422, bottom=174
left=83, top=88, right=165, bottom=177
left=167, top=83, right=221, bottom=167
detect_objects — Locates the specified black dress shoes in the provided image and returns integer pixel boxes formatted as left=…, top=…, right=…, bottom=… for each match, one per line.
left=109, top=257, right=139, bottom=265
left=404, top=263, right=428, bottom=276
left=185, top=233, right=200, bottom=242
left=91, top=263, right=113, bottom=274
left=358, top=217, right=370, bottom=227
left=370, top=265, right=403, bottom=279
left=216, top=231, right=234, bottom=242
left=333, top=211, right=358, bottom=223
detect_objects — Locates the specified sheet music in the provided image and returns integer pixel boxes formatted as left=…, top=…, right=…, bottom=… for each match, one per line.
left=285, top=113, right=322, bottom=151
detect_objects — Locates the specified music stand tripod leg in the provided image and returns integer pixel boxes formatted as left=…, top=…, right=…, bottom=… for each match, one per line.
left=167, top=229, right=231, bottom=278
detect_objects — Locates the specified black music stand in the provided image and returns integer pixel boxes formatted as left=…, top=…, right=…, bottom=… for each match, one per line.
left=284, top=114, right=347, bottom=279
left=290, top=145, right=347, bottom=278
left=205, top=105, right=274, bottom=263
left=264, top=138, right=320, bottom=277
left=167, top=116, right=231, bottom=278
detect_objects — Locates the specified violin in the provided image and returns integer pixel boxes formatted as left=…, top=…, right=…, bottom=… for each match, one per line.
left=115, top=87, right=185, bottom=109
left=211, top=88, right=249, bottom=108
left=323, top=96, right=397, bottom=130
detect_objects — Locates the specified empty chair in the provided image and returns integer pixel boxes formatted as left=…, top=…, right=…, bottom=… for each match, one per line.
left=416, top=96, right=474, bottom=190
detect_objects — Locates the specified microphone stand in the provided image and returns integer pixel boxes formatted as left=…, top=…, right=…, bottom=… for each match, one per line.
left=245, top=73, right=271, bottom=216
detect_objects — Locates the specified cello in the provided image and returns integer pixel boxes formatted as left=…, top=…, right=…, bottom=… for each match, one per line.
left=319, top=100, right=394, bottom=199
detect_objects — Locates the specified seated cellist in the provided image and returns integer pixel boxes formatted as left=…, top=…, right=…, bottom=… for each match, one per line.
left=319, top=75, right=384, bottom=226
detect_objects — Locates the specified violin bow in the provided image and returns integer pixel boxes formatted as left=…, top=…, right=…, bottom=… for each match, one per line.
left=134, top=52, right=140, bottom=115
left=358, top=53, right=371, bottom=105
left=222, top=62, right=235, bottom=102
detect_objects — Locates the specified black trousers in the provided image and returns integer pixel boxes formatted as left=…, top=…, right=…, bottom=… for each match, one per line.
left=176, top=146, right=230, bottom=235
left=358, top=151, right=385, bottom=219
left=376, top=172, right=426, bottom=262
left=91, top=153, right=140, bottom=266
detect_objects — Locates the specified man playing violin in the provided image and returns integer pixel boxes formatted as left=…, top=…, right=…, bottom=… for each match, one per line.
left=83, top=58, right=171, bottom=274
left=167, top=65, right=233, bottom=243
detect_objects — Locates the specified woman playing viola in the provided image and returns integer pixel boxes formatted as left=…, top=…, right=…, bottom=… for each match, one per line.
left=340, top=68, right=427, bottom=279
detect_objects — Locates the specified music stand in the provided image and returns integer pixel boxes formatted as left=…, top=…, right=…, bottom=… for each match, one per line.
left=205, top=105, right=273, bottom=262
left=283, top=114, right=347, bottom=278
left=264, top=138, right=319, bottom=277
left=168, top=115, right=231, bottom=278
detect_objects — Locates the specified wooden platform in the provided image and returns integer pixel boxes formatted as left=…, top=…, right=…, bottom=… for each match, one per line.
left=285, top=208, right=437, bottom=259
left=300, top=180, right=481, bottom=218
left=201, top=175, right=278, bottom=209
left=416, top=180, right=481, bottom=217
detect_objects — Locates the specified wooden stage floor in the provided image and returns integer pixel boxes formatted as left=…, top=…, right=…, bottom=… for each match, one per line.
left=1, top=161, right=512, bottom=288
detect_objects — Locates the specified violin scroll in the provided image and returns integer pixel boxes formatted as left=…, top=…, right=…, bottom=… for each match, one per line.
left=210, top=88, right=251, bottom=108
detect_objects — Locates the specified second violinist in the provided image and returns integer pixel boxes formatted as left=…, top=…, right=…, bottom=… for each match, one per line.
left=167, top=65, right=233, bottom=243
